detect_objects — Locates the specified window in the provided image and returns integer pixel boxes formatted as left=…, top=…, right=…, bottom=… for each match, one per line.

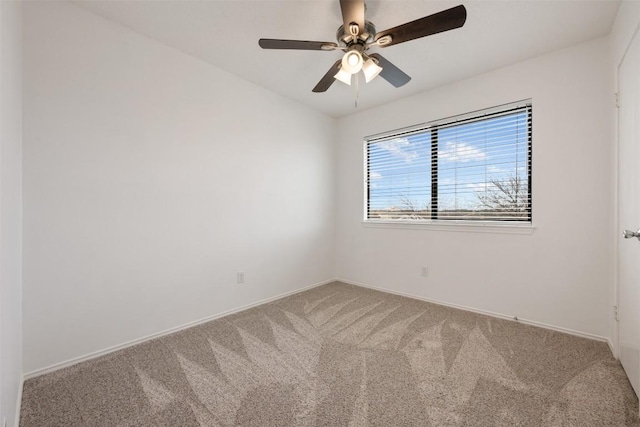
left=365, top=101, right=532, bottom=223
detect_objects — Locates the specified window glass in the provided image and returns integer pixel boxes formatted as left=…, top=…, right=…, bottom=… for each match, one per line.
left=366, top=102, right=532, bottom=223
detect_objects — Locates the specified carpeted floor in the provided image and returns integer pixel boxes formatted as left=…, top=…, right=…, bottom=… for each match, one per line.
left=20, top=281, right=639, bottom=426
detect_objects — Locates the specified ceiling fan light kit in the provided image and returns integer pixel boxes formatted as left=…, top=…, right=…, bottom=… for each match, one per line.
left=341, top=49, right=364, bottom=74
left=362, top=56, right=383, bottom=83
left=259, top=0, right=467, bottom=96
left=334, top=68, right=353, bottom=86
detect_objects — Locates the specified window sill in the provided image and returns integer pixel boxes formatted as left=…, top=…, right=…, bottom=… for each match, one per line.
left=361, top=220, right=536, bottom=235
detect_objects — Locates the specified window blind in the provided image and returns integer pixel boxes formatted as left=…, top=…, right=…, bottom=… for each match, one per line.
left=366, top=102, right=532, bottom=223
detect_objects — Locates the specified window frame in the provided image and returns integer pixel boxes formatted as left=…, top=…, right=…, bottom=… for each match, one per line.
left=363, top=100, right=533, bottom=230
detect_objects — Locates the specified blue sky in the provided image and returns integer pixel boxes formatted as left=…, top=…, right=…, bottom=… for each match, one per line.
left=368, top=111, right=529, bottom=212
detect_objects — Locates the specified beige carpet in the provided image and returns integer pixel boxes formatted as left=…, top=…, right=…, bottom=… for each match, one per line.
left=20, top=282, right=639, bottom=426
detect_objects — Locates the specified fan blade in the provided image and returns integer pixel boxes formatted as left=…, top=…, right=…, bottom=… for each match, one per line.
left=369, top=54, right=411, bottom=88
left=374, top=5, right=466, bottom=47
left=340, top=0, right=365, bottom=36
left=312, top=60, right=343, bottom=93
left=259, top=39, right=338, bottom=51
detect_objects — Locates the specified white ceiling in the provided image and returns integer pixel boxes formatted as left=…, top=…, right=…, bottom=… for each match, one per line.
left=72, top=0, right=620, bottom=118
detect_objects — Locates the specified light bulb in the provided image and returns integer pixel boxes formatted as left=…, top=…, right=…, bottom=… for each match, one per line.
left=341, top=50, right=363, bottom=74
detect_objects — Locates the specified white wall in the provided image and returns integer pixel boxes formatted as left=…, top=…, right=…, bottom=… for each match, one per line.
left=0, top=1, right=23, bottom=425
left=335, top=37, right=614, bottom=339
left=22, top=1, right=336, bottom=374
left=611, top=1, right=640, bottom=67
left=20, top=0, right=626, bottom=378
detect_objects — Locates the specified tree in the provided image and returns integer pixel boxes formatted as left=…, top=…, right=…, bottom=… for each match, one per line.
left=398, top=196, right=431, bottom=220
left=476, top=174, right=528, bottom=217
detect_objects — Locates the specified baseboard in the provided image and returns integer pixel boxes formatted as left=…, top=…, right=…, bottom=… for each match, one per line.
left=337, top=278, right=611, bottom=345
left=14, top=375, right=23, bottom=427
left=23, top=278, right=335, bottom=380
left=24, top=276, right=615, bottom=381
left=607, top=338, right=616, bottom=358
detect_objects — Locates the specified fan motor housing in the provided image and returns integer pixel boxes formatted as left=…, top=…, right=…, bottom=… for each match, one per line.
left=336, top=21, right=376, bottom=47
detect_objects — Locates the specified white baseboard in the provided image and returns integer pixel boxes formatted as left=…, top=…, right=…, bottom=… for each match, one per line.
left=337, top=278, right=611, bottom=345
left=14, top=376, right=23, bottom=427
left=23, top=278, right=335, bottom=380
left=607, top=338, right=616, bottom=358
left=23, top=276, right=615, bottom=381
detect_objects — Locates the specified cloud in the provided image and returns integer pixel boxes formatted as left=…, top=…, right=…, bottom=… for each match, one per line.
left=369, top=171, right=382, bottom=180
left=438, top=141, right=487, bottom=163
left=466, top=182, right=490, bottom=191
left=439, top=177, right=455, bottom=186
left=376, top=138, right=419, bottom=163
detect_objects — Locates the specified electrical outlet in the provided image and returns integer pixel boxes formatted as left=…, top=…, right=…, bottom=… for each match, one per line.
left=237, top=271, right=245, bottom=284
left=421, top=266, right=429, bottom=277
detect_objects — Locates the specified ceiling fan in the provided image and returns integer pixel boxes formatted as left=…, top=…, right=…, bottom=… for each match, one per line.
left=258, top=0, right=467, bottom=93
